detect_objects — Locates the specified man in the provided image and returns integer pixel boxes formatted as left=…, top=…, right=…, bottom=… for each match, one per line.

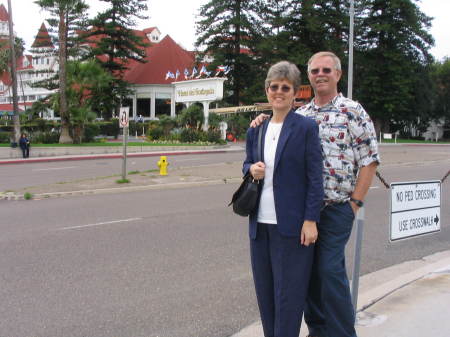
left=251, top=51, right=380, bottom=337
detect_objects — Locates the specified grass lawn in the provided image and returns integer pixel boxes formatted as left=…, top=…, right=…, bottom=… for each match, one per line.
left=379, top=139, right=450, bottom=144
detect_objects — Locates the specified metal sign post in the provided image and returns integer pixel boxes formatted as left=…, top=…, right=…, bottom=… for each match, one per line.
left=351, top=206, right=364, bottom=311
left=119, top=107, right=130, bottom=180
left=347, top=0, right=362, bottom=311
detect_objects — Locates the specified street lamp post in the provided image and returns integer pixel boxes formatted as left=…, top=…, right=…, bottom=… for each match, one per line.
left=7, top=0, right=20, bottom=143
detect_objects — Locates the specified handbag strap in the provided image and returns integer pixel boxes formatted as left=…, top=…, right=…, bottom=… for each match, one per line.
left=256, top=124, right=263, bottom=162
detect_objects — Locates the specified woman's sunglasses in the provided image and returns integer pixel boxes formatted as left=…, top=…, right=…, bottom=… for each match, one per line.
left=309, top=67, right=333, bottom=75
left=268, top=84, right=292, bottom=93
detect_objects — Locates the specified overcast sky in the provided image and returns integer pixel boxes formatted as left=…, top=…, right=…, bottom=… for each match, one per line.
left=4, top=0, right=450, bottom=61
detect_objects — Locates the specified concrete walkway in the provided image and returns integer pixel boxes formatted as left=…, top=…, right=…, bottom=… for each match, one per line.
left=233, top=250, right=450, bottom=337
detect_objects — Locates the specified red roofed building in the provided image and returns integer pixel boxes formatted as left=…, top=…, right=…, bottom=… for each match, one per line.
left=0, top=5, right=57, bottom=118
left=1, top=4, right=214, bottom=120
left=123, top=35, right=195, bottom=119
left=31, top=23, right=54, bottom=49
left=0, top=3, right=8, bottom=22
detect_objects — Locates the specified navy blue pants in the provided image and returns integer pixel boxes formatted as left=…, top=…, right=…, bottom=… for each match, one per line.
left=250, top=222, right=314, bottom=337
left=305, top=202, right=357, bottom=337
left=21, top=146, right=29, bottom=158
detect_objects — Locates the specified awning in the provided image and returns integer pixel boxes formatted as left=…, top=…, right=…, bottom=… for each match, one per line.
left=209, top=105, right=272, bottom=115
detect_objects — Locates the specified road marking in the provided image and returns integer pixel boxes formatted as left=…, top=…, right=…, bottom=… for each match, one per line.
left=370, top=186, right=380, bottom=189
left=32, top=166, right=78, bottom=172
left=174, top=158, right=202, bottom=162
left=58, top=217, right=142, bottom=231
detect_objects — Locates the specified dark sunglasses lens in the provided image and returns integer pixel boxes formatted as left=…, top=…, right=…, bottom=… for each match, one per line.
left=269, top=85, right=291, bottom=92
left=269, top=85, right=279, bottom=92
left=311, top=68, right=332, bottom=75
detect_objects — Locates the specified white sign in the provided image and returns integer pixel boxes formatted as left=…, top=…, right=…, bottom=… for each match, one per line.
left=119, top=107, right=129, bottom=128
left=173, top=78, right=226, bottom=103
left=390, top=181, right=441, bottom=241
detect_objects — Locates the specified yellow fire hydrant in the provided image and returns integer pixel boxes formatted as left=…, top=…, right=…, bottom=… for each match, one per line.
left=157, top=156, right=169, bottom=175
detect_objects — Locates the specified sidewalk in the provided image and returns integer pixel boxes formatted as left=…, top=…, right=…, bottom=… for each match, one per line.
left=232, top=250, right=450, bottom=337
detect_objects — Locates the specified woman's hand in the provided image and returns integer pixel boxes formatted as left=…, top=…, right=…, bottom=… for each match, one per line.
left=301, top=220, right=318, bottom=246
left=250, top=113, right=270, bottom=128
left=250, top=162, right=265, bottom=180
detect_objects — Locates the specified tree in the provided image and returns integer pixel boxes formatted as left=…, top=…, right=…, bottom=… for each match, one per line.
left=195, top=0, right=264, bottom=105
left=34, top=0, right=89, bottom=143
left=353, top=0, right=434, bottom=133
left=66, top=59, right=113, bottom=143
left=177, top=105, right=204, bottom=130
left=84, top=0, right=149, bottom=118
left=431, top=58, right=450, bottom=127
left=0, top=37, right=25, bottom=75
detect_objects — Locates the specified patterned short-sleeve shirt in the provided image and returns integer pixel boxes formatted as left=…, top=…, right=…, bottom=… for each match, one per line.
left=296, top=94, right=380, bottom=202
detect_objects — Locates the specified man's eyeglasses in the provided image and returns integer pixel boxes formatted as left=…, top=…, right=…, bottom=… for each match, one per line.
left=268, top=84, right=292, bottom=93
left=309, top=67, right=333, bottom=75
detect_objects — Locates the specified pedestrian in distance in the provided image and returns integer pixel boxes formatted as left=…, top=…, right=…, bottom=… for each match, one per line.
left=244, top=61, right=324, bottom=337
left=19, top=133, right=30, bottom=158
left=250, top=51, right=380, bottom=337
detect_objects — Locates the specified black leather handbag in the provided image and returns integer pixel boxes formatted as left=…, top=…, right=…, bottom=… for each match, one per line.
left=229, top=126, right=263, bottom=216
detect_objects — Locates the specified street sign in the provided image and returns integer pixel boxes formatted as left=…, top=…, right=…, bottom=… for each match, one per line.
left=390, top=181, right=441, bottom=241
left=119, top=107, right=129, bottom=128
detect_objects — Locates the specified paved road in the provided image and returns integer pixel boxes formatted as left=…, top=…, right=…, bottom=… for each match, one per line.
left=1, top=158, right=449, bottom=337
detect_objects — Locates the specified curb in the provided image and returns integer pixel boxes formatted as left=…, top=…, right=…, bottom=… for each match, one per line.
left=0, top=177, right=243, bottom=201
left=0, top=148, right=244, bottom=165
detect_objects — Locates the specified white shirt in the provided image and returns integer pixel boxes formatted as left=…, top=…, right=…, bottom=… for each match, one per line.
left=257, top=121, right=283, bottom=224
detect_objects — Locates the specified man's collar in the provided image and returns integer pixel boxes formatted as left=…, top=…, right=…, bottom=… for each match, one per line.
left=310, top=93, right=343, bottom=110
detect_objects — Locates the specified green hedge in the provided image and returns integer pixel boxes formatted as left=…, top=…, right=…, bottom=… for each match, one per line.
left=0, top=131, right=11, bottom=143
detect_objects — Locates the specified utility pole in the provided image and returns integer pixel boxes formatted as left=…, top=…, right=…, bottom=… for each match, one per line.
left=347, top=0, right=355, bottom=100
left=7, top=0, right=20, bottom=143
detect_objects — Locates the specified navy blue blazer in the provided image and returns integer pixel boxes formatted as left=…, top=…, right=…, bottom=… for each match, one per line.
left=243, top=110, right=324, bottom=239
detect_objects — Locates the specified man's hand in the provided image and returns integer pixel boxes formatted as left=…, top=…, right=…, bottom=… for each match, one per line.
left=250, top=113, right=270, bottom=128
left=250, top=161, right=265, bottom=180
left=349, top=201, right=359, bottom=215
left=301, top=220, right=318, bottom=246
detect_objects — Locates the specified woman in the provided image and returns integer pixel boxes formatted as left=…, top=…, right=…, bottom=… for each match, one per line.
left=243, top=61, right=324, bottom=337
left=19, top=133, right=30, bottom=158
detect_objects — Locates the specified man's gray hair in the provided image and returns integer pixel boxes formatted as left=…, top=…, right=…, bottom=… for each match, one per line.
left=265, top=61, right=301, bottom=92
left=307, top=51, right=342, bottom=72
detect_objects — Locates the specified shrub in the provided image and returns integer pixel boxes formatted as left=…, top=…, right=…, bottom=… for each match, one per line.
left=147, top=126, right=164, bottom=140
left=83, top=123, right=100, bottom=142
left=0, top=131, right=11, bottom=144
left=206, top=129, right=224, bottom=144
left=180, top=128, right=200, bottom=142
left=98, top=119, right=120, bottom=139
left=31, top=131, right=60, bottom=144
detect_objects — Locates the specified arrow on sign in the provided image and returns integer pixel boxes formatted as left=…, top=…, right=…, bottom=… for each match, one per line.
left=434, top=215, right=439, bottom=225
